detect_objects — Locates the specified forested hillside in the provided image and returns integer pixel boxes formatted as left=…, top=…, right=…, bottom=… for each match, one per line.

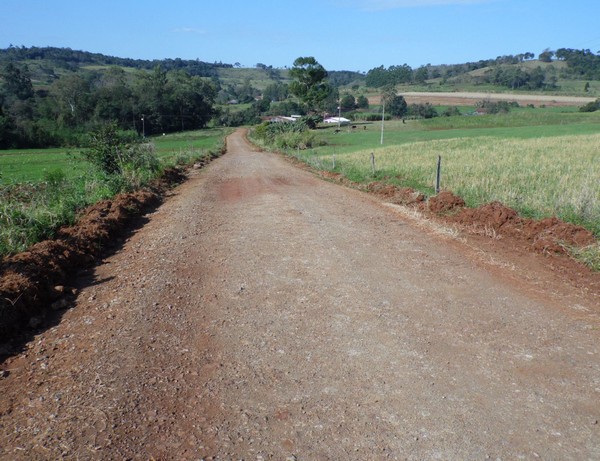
left=365, top=48, right=600, bottom=90
left=1, top=45, right=599, bottom=149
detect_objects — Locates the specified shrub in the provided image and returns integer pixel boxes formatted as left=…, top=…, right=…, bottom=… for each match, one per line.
left=579, top=98, right=600, bottom=113
left=475, top=99, right=519, bottom=114
left=81, top=122, right=159, bottom=189
left=408, top=103, right=438, bottom=119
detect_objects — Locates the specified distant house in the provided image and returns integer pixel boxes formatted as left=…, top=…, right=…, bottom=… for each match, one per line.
left=323, top=116, right=351, bottom=125
left=269, top=116, right=297, bottom=123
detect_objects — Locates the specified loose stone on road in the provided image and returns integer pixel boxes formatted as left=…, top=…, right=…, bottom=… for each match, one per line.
left=1, top=129, right=599, bottom=460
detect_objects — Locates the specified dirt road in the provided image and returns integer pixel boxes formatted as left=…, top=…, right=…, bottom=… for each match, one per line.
left=1, top=130, right=599, bottom=460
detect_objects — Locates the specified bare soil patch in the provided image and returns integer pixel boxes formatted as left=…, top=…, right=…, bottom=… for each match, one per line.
left=368, top=91, right=596, bottom=107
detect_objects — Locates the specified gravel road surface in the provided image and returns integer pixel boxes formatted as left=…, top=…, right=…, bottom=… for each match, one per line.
left=1, top=129, right=599, bottom=460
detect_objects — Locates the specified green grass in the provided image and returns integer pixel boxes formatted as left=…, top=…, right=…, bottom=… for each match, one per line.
left=0, top=148, right=84, bottom=183
left=311, top=106, right=600, bottom=157
left=280, top=108, right=600, bottom=240
left=0, top=128, right=229, bottom=184
left=0, top=128, right=229, bottom=256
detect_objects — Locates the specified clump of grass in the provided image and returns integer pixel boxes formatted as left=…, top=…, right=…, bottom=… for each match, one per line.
left=568, top=243, right=600, bottom=271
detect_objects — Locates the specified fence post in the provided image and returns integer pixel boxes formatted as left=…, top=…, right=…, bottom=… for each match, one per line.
left=332, top=154, right=336, bottom=170
left=371, top=152, right=376, bottom=176
left=435, top=155, right=442, bottom=194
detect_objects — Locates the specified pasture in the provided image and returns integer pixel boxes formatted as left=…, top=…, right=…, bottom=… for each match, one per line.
left=0, top=129, right=228, bottom=184
left=293, top=106, right=600, bottom=237
left=0, top=129, right=228, bottom=256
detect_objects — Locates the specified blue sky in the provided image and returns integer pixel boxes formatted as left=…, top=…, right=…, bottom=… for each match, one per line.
left=2, top=0, right=600, bottom=71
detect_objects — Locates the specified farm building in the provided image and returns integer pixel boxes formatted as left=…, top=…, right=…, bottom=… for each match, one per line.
left=323, top=116, right=351, bottom=125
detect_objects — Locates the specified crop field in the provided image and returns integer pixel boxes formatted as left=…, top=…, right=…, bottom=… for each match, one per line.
left=292, top=107, right=600, bottom=237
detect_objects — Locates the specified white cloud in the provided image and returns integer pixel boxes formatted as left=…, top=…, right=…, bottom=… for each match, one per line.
left=348, top=0, right=493, bottom=10
left=172, top=27, right=207, bottom=35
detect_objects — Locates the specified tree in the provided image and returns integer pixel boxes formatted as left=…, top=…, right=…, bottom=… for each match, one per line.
left=381, top=84, right=398, bottom=107
left=414, top=66, right=429, bottom=84
left=50, top=73, right=92, bottom=126
left=356, top=95, right=369, bottom=109
left=539, top=49, right=554, bottom=62
left=263, top=82, right=288, bottom=102
left=1, top=63, right=34, bottom=100
left=340, top=93, right=356, bottom=111
left=169, top=71, right=217, bottom=131
left=387, top=95, right=408, bottom=117
left=289, top=57, right=331, bottom=112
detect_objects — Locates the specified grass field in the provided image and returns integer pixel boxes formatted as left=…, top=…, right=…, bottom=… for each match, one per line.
left=285, top=107, right=600, bottom=238
left=0, top=128, right=228, bottom=184
left=0, top=128, right=229, bottom=256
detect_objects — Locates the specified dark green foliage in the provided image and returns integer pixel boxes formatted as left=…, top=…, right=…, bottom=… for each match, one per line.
left=263, top=82, right=289, bottom=102
left=82, top=122, right=158, bottom=177
left=579, top=98, right=600, bottom=112
left=486, top=65, right=552, bottom=90
left=366, top=64, right=413, bottom=87
left=289, top=57, right=332, bottom=112
left=327, top=70, right=365, bottom=88
left=340, top=93, right=356, bottom=111
left=0, top=51, right=218, bottom=148
left=268, top=101, right=304, bottom=117
left=0, top=45, right=227, bottom=76
left=555, top=48, right=600, bottom=80
left=2, top=63, right=34, bottom=100
left=413, top=66, right=429, bottom=84
left=356, top=95, right=369, bottom=109
left=387, top=95, right=408, bottom=117
left=441, top=106, right=461, bottom=117
left=475, top=99, right=519, bottom=114
left=539, top=49, right=555, bottom=63
left=299, top=114, right=323, bottom=129
left=407, top=103, right=438, bottom=119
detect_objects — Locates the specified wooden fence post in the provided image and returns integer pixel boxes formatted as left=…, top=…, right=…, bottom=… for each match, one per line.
left=371, top=152, right=376, bottom=175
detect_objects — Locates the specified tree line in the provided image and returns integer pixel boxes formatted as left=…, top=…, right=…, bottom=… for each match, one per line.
left=0, top=62, right=218, bottom=148
left=365, top=48, right=600, bottom=89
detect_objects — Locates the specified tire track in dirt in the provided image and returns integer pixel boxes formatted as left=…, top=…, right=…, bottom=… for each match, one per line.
left=1, top=129, right=599, bottom=460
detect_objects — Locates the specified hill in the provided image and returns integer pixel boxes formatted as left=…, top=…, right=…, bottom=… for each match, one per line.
left=1, top=46, right=599, bottom=150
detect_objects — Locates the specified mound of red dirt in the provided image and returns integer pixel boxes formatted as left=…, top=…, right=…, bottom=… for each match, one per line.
left=445, top=201, right=595, bottom=255
left=0, top=167, right=190, bottom=340
left=366, top=182, right=425, bottom=205
left=427, top=191, right=465, bottom=213
left=451, top=201, right=521, bottom=229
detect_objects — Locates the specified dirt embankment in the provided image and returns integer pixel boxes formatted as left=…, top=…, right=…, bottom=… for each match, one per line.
left=314, top=170, right=598, bottom=295
left=0, top=154, right=221, bottom=342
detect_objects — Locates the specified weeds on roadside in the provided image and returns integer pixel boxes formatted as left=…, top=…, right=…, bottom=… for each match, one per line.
left=568, top=243, right=600, bottom=271
left=0, top=124, right=227, bottom=257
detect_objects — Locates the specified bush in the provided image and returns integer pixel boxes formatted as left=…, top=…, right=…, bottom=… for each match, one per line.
left=81, top=122, right=159, bottom=191
left=408, top=103, right=438, bottom=119
left=579, top=98, right=600, bottom=113
left=475, top=99, right=519, bottom=114
left=441, top=106, right=461, bottom=117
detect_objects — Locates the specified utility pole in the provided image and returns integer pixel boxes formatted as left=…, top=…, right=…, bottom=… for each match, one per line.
left=380, top=99, right=385, bottom=145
